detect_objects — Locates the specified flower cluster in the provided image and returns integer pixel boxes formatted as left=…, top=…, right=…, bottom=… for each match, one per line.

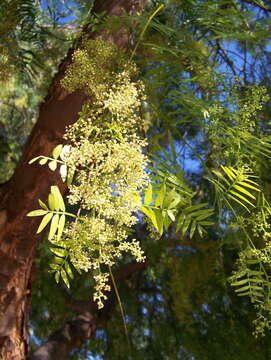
left=53, top=38, right=148, bottom=308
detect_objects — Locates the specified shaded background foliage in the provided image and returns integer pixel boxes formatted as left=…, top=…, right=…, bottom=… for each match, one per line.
left=2, top=0, right=271, bottom=358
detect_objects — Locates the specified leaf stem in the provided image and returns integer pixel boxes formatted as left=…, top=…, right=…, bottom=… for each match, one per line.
left=130, top=4, right=164, bottom=61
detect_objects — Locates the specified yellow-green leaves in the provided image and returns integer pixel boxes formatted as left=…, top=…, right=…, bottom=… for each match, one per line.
left=28, top=144, right=71, bottom=183
left=49, top=246, right=73, bottom=288
left=155, top=184, right=165, bottom=207
left=141, top=183, right=165, bottom=234
left=52, top=144, right=63, bottom=159
left=211, top=166, right=260, bottom=212
left=144, top=183, right=153, bottom=206
left=229, top=250, right=265, bottom=302
left=51, top=186, right=65, bottom=211
left=27, top=185, right=66, bottom=241
left=49, top=144, right=64, bottom=172
left=141, top=183, right=213, bottom=238
left=141, top=182, right=176, bottom=235
left=39, top=158, right=48, bottom=165
left=37, top=213, right=53, bottom=233
left=49, top=214, right=59, bottom=240
left=27, top=209, right=48, bottom=217
left=48, top=160, right=57, bottom=171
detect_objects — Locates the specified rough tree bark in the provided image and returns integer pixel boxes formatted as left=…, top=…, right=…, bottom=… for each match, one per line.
left=0, top=1, right=147, bottom=358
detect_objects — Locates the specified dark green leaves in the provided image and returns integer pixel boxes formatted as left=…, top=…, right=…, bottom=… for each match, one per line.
left=49, top=246, right=74, bottom=289
left=177, top=203, right=214, bottom=238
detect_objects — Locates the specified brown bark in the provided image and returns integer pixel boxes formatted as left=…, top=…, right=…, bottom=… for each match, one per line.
left=0, top=1, right=147, bottom=359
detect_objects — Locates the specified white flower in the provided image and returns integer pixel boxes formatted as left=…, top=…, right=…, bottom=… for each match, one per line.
left=60, top=164, right=67, bottom=182
left=60, top=145, right=71, bottom=161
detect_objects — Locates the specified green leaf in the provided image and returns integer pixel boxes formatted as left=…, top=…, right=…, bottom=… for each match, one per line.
left=163, top=188, right=178, bottom=208
left=238, top=181, right=260, bottom=192
left=39, top=158, right=48, bottom=165
left=141, top=205, right=152, bottom=218
left=48, top=214, right=59, bottom=240
left=37, top=212, right=53, bottom=233
left=231, top=279, right=249, bottom=286
left=61, top=268, right=70, bottom=288
left=188, top=209, right=213, bottom=218
left=144, top=183, right=153, bottom=206
left=234, top=185, right=256, bottom=199
left=227, top=194, right=250, bottom=212
left=167, top=194, right=181, bottom=210
left=195, top=212, right=214, bottom=221
left=199, top=221, right=214, bottom=226
left=153, top=208, right=164, bottom=234
left=182, top=217, right=191, bottom=235
left=133, top=192, right=141, bottom=205
left=246, top=259, right=260, bottom=264
left=229, top=190, right=255, bottom=208
left=250, top=286, right=264, bottom=291
left=65, top=262, right=74, bottom=279
left=235, top=285, right=250, bottom=293
left=190, top=220, right=197, bottom=238
left=49, top=263, right=59, bottom=270
left=176, top=213, right=185, bottom=232
left=48, top=193, right=55, bottom=211
left=50, top=247, right=65, bottom=258
left=148, top=208, right=159, bottom=230
left=28, top=156, right=40, bottom=164
left=57, top=214, right=65, bottom=240
left=52, top=144, right=63, bottom=159
left=55, top=271, right=60, bottom=283
left=38, top=199, right=48, bottom=210
left=141, top=206, right=160, bottom=231
left=27, top=209, right=48, bottom=217
left=167, top=209, right=175, bottom=221
left=163, top=211, right=171, bottom=231
left=221, top=166, right=235, bottom=181
left=48, top=160, right=57, bottom=171
left=53, top=256, right=65, bottom=264
left=51, top=186, right=65, bottom=211
left=184, top=203, right=208, bottom=213
left=155, top=184, right=165, bottom=207
left=237, top=291, right=251, bottom=297
left=247, top=270, right=264, bottom=276
left=197, top=224, right=204, bottom=237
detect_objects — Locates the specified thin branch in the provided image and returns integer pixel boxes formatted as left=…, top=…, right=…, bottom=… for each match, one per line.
left=241, top=0, right=271, bottom=13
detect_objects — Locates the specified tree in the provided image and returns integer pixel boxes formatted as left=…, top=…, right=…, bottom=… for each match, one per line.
left=1, top=0, right=271, bottom=359
left=0, top=0, right=147, bottom=358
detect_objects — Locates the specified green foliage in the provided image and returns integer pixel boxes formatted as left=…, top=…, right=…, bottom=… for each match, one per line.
left=211, top=166, right=260, bottom=212
left=27, top=185, right=67, bottom=238
left=29, top=38, right=149, bottom=309
left=141, top=182, right=214, bottom=238
left=4, top=0, right=271, bottom=357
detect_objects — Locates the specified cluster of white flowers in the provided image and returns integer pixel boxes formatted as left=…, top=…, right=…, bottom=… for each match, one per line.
left=55, top=38, right=148, bottom=308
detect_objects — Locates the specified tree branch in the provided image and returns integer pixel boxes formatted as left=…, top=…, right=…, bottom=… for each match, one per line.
left=29, top=261, right=147, bottom=360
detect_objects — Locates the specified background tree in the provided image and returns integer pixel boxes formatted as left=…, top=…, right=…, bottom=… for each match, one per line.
left=1, top=0, right=271, bottom=359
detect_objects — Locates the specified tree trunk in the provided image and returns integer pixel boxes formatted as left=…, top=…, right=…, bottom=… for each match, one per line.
left=0, top=1, right=146, bottom=358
